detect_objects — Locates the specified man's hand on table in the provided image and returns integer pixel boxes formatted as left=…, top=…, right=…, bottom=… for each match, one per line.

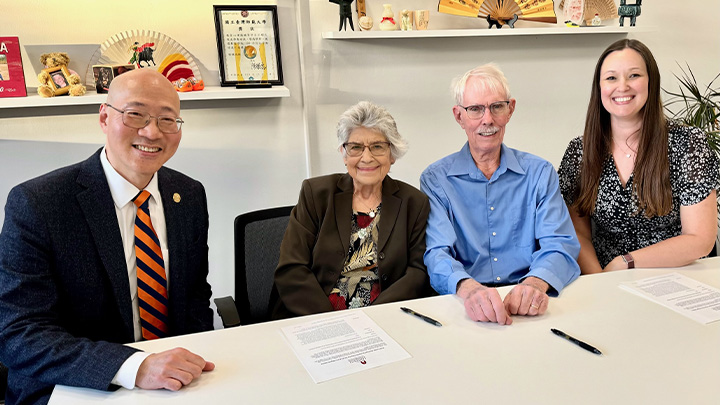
left=457, top=276, right=549, bottom=324
left=135, top=347, right=215, bottom=391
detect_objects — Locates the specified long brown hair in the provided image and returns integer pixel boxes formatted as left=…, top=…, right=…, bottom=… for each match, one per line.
left=574, top=39, right=671, bottom=217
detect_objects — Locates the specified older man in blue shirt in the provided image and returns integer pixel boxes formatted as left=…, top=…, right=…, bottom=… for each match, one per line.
left=421, top=64, right=580, bottom=325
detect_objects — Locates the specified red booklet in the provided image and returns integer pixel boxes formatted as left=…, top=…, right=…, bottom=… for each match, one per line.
left=0, top=37, right=27, bottom=98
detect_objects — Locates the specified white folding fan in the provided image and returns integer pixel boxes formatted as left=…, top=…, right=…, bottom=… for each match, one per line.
left=85, top=29, right=201, bottom=88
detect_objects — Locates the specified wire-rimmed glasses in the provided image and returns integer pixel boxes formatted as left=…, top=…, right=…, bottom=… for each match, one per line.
left=342, top=141, right=391, bottom=157
left=105, top=103, right=184, bottom=134
left=457, top=101, right=511, bottom=120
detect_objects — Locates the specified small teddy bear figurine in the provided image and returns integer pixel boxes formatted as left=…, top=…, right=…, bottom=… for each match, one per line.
left=37, top=52, right=86, bottom=97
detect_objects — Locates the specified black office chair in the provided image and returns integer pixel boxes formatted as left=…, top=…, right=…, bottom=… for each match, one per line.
left=215, top=206, right=294, bottom=327
left=0, top=360, right=7, bottom=404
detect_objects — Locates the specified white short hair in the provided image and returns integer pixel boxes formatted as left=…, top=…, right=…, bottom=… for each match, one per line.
left=336, top=101, right=408, bottom=160
left=452, top=63, right=511, bottom=105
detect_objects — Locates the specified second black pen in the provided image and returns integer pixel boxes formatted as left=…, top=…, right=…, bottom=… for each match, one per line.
left=401, top=307, right=442, bottom=327
left=551, top=328, right=603, bottom=355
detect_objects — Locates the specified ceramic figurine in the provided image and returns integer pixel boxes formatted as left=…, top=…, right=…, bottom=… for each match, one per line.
left=400, top=10, right=412, bottom=31
left=591, top=13, right=602, bottom=26
left=359, top=15, right=373, bottom=30
left=379, top=4, right=397, bottom=31
left=330, top=0, right=354, bottom=31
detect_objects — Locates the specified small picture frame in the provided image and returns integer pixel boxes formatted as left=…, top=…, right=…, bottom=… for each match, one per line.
left=44, top=65, right=71, bottom=95
left=213, top=5, right=284, bottom=87
left=92, top=64, right=135, bottom=93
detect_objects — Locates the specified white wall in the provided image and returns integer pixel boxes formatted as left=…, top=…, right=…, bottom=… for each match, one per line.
left=0, top=0, right=308, bottom=329
left=1, top=0, right=718, bottom=328
left=300, top=0, right=720, bottom=182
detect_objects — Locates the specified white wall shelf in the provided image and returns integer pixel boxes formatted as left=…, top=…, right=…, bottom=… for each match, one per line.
left=322, top=26, right=647, bottom=40
left=0, top=85, right=290, bottom=110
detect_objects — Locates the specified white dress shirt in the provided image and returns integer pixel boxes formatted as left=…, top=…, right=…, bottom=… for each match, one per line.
left=100, top=147, right=170, bottom=389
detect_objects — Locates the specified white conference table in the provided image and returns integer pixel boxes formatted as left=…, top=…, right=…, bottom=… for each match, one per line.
left=50, top=257, right=720, bottom=404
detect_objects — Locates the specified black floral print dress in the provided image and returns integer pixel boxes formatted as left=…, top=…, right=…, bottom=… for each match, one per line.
left=329, top=205, right=382, bottom=310
left=558, top=123, right=719, bottom=267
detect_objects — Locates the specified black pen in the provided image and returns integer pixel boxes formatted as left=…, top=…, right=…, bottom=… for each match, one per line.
left=551, top=328, right=602, bottom=355
left=401, top=307, right=442, bottom=327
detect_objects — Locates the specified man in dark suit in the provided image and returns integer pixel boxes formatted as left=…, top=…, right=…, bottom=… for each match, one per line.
left=0, top=68, right=214, bottom=404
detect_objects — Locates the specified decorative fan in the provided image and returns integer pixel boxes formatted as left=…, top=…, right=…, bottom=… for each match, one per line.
left=85, top=30, right=201, bottom=88
left=560, top=0, right=617, bottom=25
left=438, top=0, right=557, bottom=28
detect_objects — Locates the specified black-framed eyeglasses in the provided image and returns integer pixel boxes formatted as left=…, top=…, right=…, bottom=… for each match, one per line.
left=342, top=142, right=391, bottom=157
left=458, top=101, right=511, bottom=120
left=105, top=103, right=184, bottom=134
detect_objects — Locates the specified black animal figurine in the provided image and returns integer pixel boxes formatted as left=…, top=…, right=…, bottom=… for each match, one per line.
left=330, top=0, right=354, bottom=31
left=138, top=46, right=155, bottom=67
left=486, top=14, right=518, bottom=29
left=487, top=15, right=502, bottom=29
left=129, top=42, right=156, bottom=68
left=486, top=13, right=519, bottom=29
left=618, top=0, right=641, bottom=27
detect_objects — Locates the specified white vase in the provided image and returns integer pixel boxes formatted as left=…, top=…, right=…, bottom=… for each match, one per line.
left=379, top=4, right=397, bottom=31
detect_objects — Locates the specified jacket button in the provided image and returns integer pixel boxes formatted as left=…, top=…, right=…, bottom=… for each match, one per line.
left=379, top=252, right=385, bottom=260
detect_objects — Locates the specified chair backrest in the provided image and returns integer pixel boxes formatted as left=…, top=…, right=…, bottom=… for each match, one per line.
left=0, top=360, right=7, bottom=403
left=234, top=206, right=294, bottom=325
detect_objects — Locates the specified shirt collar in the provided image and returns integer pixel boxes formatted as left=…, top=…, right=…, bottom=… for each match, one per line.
left=501, top=144, right=525, bottom=176
left=447, top=142, right=476, bottom=177
left=447, top=142, right=526, bottom=180
left=100, top=146, right=160, bottom=208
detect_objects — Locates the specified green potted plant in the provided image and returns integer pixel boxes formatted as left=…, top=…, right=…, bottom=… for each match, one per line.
left=664, top=63, right=720, bottom=250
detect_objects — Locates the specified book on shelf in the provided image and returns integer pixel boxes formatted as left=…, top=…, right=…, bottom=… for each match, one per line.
left=0, top=36, right=27, bottom=98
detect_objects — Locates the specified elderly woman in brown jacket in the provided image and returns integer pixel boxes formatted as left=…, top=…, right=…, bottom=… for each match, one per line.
left=271, top=101, right=430, bottom=319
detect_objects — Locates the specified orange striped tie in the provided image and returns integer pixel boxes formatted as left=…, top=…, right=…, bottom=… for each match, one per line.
left=133, top=190, right=169, bottom=340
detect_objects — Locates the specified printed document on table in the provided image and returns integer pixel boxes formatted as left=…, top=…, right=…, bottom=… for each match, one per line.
left=280, top=310, right=411, bottom=383
left=620, top=272, right=720, bottom=324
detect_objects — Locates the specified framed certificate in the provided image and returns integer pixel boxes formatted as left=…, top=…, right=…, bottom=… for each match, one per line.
left=213, top=5, right=284, bottom=87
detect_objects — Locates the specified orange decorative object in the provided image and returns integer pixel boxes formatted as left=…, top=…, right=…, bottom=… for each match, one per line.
left=188, top=77, right=205, bottom=91
left=173, top=78, right=192, bottom=92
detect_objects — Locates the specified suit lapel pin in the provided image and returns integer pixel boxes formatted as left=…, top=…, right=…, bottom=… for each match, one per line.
left=173, top=193, right=181, bottom=203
